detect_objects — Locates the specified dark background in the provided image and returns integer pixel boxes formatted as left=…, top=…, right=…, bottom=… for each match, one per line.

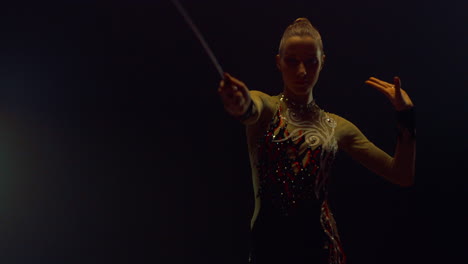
left=0, top=0, right=466, bottom=263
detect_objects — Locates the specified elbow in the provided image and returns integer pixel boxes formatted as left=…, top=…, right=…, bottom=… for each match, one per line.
left=384, top=174, right=414, bottom=187
left=388, top=159, right=415, bottom=187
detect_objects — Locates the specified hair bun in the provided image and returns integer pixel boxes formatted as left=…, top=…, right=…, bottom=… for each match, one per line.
left=294, top=17, right=311, bottom=24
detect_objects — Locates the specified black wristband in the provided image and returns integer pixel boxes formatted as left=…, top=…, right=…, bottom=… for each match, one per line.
left=396, top=107, right=416, bottom=138
left=237, top=100, right=255, bottom=122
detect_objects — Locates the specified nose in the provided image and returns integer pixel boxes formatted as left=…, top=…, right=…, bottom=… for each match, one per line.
left=297, top=62, right=307, bottom=77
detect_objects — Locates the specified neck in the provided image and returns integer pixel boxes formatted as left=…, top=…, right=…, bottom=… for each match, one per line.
left=283, top=90, right=314, bottom=105
left=280, top=93, right=317, bottom=114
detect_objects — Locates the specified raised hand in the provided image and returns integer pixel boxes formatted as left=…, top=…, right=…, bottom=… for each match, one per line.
left=365, top=76, right=414, bottom=111
left=218, top=72, right=252, bottom=117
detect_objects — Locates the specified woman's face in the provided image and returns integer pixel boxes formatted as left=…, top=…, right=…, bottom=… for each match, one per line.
left=276, top=36, right=325, bottom=97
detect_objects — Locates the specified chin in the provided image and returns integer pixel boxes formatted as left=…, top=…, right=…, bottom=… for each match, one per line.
left=287, top=85, right=313, bottom=96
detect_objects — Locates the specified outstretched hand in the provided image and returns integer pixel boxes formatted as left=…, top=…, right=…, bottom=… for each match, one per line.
left=365, top=76, right=414, bottom=111
left=218, top=72, right=252, bottom=117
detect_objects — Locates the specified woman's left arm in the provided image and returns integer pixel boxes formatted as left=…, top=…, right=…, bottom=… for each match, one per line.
left=339, top=76, right=416, bottom=187
left=366, top=76, right=416, bottom=186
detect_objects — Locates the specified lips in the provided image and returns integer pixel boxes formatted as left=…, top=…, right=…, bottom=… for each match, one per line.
left=295, top=80, right=309, bottom=86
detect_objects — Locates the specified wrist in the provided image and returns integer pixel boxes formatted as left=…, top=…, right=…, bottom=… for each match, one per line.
left=236, top=100, right=255, bottom=122
left=396, top=107, right=416, bottom=139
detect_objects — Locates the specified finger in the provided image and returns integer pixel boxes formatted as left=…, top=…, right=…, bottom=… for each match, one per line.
left=226, top=73, right=250, bottom=98
left=224, top=72, right=233, bottom=86
left=218, top=82, right=236, bottom=101
left=236, top=83, right=250, bottom=101
left=218, top=79, right=225, bottom=92
left=218, top=87, right=230, bottom=102
left=218, top=80, right=234, bottom=99
left=219, top=79, right=237, bottom=95
left=232, top=91, right=245, bottom=106
left=225, top=73, right=247, bottom=90
left=219, top=75, right=238, bottom=95
left=365, top=80, right=387, bottom=93
left=368, top=76, right=392, bottom=86
left=221, top=85, right=239, bottom=99
left=394, top=76, right=401, bottom=92
left=222, top=73, right=238, bottom=92
left=219, top=84, right=243, bottom=105
left=365, top=81, right=394, bottom=103
left=223, top=72, right=251, bottom=100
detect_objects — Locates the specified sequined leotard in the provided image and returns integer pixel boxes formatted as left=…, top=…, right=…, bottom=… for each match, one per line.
left=243, top=91, right=415, bottom=264
left=247, top=95, right=344, bottom=264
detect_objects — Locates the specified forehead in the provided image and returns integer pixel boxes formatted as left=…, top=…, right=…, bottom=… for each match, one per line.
left=283, top=36, right=321, bottom=56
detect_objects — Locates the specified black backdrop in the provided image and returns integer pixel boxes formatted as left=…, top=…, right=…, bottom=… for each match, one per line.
left=0, top=0, right=466, bottom=263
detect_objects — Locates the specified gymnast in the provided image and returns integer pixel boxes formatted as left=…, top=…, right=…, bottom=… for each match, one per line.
left=217, top=18, right=416, bottom=264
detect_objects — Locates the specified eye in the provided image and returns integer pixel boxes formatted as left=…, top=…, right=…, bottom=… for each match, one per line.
left=305, top=58, right=318, bottom=66
left=285, top=58, right=299, bottom=65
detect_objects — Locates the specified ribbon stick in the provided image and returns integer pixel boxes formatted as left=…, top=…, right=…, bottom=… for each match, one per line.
left=170, top=0, right=224, bottom=79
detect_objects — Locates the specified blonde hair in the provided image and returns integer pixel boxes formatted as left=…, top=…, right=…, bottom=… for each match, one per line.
left=278, top=18, right=324, bottom=56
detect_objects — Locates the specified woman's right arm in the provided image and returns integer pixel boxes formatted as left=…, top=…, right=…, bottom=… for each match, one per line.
left=218, top=72, right=267, bottom=125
